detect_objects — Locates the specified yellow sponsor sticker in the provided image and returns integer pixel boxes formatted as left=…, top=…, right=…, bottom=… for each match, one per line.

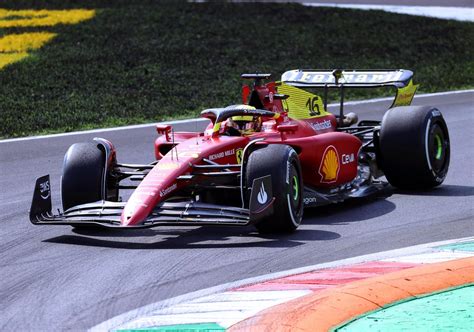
left=178, top=151, right=200, bottom=159
left=318, top=145, right=340, bottom=183
left=392, top=79, right=419, bottom=107
left=277, top=82, right=329, bottom=120
left=157, top=162, right=180, bottom=170
left=236, top=148, right=243, bottom=164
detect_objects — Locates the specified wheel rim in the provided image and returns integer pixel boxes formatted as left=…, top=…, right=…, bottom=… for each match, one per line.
left=428, top=123, right=449, bottom=174
left=288, top=164, right=303, bottom=225
left=434, top=134, right=443, bottom=160
left=292, top=175, right=299, bottom=201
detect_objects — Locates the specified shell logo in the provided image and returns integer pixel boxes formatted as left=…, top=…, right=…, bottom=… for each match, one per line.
left=318, top=145, right=340, bottom=183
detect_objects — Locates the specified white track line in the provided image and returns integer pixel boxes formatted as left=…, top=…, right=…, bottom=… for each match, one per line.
left=381, top=251, right=474, bottom=264
left=90, top=236, right=474, bottom=331
left=2, top=89, right=473, bottom=145
left=0, top=118, right=209, bottom=144
left=304, top=3, right=474, bottom=22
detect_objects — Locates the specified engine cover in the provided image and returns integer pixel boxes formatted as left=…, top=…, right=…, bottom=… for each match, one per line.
left=295, top=132, right=362, bottom=188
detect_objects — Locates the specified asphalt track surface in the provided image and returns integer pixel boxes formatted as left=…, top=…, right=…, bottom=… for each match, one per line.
left=1, top=92, right=473, bottom=330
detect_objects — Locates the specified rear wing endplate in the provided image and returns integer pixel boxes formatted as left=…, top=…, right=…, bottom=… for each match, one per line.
left=281, top=69, right=413, bottom=88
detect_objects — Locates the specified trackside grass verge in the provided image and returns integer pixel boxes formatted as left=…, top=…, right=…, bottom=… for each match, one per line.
left=0, top=1, right=473, bottom=138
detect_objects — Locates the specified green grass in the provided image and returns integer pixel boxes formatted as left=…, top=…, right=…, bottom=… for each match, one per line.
left=0, top=1, right=473, bottom=138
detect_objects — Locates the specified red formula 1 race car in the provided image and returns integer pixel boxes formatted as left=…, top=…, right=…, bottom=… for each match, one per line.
left=30, top=69, right=450, bottom=233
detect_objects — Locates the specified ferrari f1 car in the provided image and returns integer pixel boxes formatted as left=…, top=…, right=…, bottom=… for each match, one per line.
left=30, top=69, right=450, bottom=233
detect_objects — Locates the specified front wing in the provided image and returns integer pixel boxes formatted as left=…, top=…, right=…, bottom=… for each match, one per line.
left=29, top=175, right=273, bottom=228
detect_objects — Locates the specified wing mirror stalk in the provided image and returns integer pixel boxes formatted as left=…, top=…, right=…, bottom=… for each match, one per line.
left=277, top=124, right=298, bottom=140
left=156, top=124, right=172, bottom=142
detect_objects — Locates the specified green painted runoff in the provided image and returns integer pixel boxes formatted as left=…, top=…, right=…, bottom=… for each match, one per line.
left=337, top=285, right=474, bottom=332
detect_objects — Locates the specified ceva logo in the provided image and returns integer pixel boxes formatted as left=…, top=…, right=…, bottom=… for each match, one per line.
left=318, top=145, right=340, bottom=183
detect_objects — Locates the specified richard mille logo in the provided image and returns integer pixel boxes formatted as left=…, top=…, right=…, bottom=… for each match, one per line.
left=257, top=182, right=268, bottom=204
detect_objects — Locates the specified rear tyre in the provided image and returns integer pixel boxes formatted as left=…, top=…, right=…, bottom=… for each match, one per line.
left=379, top=106, right=450, bottom=189
left=246, top=145, right=303, bottom=233
left=61, top=142, right=107, bottom=211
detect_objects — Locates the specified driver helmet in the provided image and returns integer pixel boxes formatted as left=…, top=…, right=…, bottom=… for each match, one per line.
left=230, top=115, right=262, bottom=134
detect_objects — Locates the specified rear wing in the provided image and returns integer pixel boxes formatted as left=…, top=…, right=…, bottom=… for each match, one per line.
left=281, top=69, right=414, bottom=88
left=280, top=69, right=418, bottom=126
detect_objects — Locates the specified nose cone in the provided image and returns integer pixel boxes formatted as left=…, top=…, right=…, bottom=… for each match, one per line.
left=121, top=201, right=148, bottom=226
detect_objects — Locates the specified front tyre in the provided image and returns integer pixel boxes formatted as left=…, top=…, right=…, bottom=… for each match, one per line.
left=379, top=106, right=450, bottom=189
left=246, top=145, right=303, bottom=233
left=61, top=142, right=115, bottom=211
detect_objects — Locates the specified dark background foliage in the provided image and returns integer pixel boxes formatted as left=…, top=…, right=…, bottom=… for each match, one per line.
left=0, top=1, right=472, bottom=137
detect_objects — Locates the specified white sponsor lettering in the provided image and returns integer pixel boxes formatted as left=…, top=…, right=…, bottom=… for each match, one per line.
left=281, top=70, right=298, bottom=82
left=342, top=153, right=355, bottom=164
left=157, top=162, right=179, bottom=170
left=282, top=70, right=406, bottom=85
left=286, top=160, right=291, bottom=184
left=209, top=148, right=235, bottom=161
left=209, top=152, right=224, bottom=160
left=355, top=74, right=368, bottom=83
left=304, top=197, right=317, bottom=205
left=371, top=74, right=385, bottom=82
left=314, top=74, right=325, bottom=82
left=342, top=74, right=353, bottom=83
left=312, top=119, right=332, bottom=131
left=39, top=180, right=50, bottom=200
left=178, top=151, right=200, bottom=158
left=301, top=72, right=312, bottom=82
left=432, top=109, right=442, bottom=117
left=160, top=183, right=177, bottom=197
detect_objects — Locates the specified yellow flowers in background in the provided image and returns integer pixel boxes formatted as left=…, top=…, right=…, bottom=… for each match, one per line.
left=0, top=9, right=95, bottom=28
left=0, top=9, right=95, bottom=69
left=0, top=52, right=28, bottom=69
left=0, top=32, right=57, bottom=52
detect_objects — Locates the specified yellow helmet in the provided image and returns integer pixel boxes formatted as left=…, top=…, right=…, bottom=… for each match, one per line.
left=230, top=115, right=262, bottom=134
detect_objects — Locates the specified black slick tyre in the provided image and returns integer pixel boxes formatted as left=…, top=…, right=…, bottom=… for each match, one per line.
left=61, top=142, right=106, bottom=211
left=379, top=106, right=450, bottom=189
left=246, top=144, right=303, bottom=233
